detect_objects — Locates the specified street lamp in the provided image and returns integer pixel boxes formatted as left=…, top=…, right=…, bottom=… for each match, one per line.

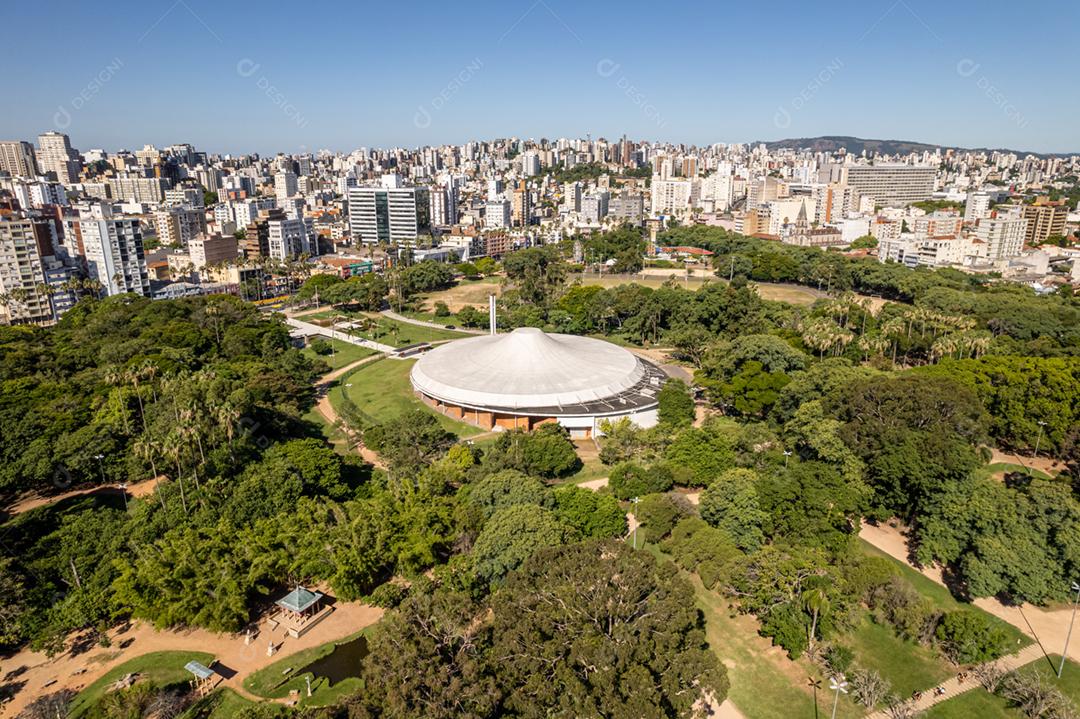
left=784, top=450, right=793, bottom=467
left=118, top=482, right=128, bottom=511
left=93, top=454, right=105, bottom=484
left=1034, top=421, right=1048, bottom=458
left=807, top=677, right=821, bottom=719
left=829, top=676, right=848, bottom=719
left=1059, top=581, right=1080, bottom=678
left=630, top=496, right=641, bottom=549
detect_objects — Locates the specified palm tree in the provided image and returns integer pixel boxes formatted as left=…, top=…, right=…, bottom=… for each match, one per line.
left=803, top=586, right=830, bottom=654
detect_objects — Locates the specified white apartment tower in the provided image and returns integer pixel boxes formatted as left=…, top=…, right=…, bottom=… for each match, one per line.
left=0, top=141, right=39, bottom=178
left=973, top=211, right=1028, bottom=260
left=77, top=204, right=150, bottom=296
left=0, top=216, right=51, bottom=324
left=347, top=185, right=430, bottom=247
left=36, top=132, right=82, bottom=185
left=275, top=170, right=298, bottom=201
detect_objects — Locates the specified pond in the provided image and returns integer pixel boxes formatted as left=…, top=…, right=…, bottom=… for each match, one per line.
left=300, top=634, right=369, bottom=686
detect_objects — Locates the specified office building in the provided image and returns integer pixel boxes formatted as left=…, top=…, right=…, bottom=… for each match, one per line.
left=347, top=184, right=430, bottom=246
left=838, top=165, right=936, bottom=206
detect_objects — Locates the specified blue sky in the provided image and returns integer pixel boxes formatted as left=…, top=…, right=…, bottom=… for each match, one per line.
left=4, top=0, right=1078, bottom=154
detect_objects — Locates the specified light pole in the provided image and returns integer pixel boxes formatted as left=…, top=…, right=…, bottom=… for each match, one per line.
left=93, top=453, right=105, bottom=484
left=630, top=496, right=641, bottom=549
left=807, top=677, right=821, bottom=719
left=1034, top=421, right=1048, bottom=458
left=118, top=483, right=128, bottom=511
left=829, top=676, right=848, bottom=719
left=784, top=450, right=793, bottom=467
left=1058, top=581, right=1080, bottom=678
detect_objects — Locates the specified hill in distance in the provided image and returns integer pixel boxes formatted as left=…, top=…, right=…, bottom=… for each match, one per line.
left=757, top=135, right=1075, bottom=158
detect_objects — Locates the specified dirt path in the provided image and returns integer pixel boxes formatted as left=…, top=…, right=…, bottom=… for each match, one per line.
left=859, top=521, right=1074, bottom=651
left=988, top=447, right=1065, bottom=475
left=5, top=476, right=163, bottom=518
left=314, top=356, right=386, bottom=468
left=0, top=601, right=383, bottom=717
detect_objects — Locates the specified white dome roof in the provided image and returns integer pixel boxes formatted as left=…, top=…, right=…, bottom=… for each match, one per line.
left=410, top=327, right=647, bottom=410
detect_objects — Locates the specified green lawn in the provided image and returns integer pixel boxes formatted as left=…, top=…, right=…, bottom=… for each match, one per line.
left=71, top=650, right=214, bottom=717
left=243, top=630, right=370, bottom=707
left=984, top=462, right=1054, bottom=480
left=301, top=342, right=377, bottom=370
left=858, top=539, right=1030, bottom=648
left=332, top=357, right=481, bottom=437
left=848, top=620, right=952, bottom=698
left=399, top=310, right=467, bottom=328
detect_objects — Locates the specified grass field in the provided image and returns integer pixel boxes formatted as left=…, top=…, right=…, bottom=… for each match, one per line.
left=848, top=620, right=952, bottom=698
left=332, top=357, right=481, bottom=437
left=985, top=462, right=1054, bottom=480
left=421, top=277, right=502, bottom=311
left=71, top=650, right=214, bottom=717
left=243, top=629, right=372, bottom=707
left=926, top=654, right=1080, bottom=718
left=301, top=342, right=376, bottom=370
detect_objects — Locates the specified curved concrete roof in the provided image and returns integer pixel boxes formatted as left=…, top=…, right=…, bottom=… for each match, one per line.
left=410, top=327, right=647, bottom=410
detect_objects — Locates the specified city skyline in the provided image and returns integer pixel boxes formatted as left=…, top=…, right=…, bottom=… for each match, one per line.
left=5, top=0, right=1078, bottom=154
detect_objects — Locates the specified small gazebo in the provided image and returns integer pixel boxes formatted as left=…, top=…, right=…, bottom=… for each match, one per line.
left=270, top=585, right=332, bottom=638
left=184, top=660, right=219, bottom=697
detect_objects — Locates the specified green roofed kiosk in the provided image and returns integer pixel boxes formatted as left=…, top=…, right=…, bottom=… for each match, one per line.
left=269, top=585, right=332, bottom=638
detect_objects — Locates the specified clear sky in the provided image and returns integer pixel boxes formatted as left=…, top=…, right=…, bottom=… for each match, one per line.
left=5, top=0, right=1078, bottom=154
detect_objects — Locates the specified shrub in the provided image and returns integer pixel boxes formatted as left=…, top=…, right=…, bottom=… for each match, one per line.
left=609, top=462, right=674, bottom=500
left=823, top=644, right=855, bottom=675
left=936, top=610, right=1008, bottom=664
left=635, top=493, right=687, bottom=543
left=433, top=301, right=451, bottom=317
left=309, top=338, right=332, bottom=355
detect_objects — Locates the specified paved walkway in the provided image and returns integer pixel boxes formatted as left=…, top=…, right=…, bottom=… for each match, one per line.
left=314, top=356, right=386, bottom=468
left=380, top=309, right=486, bottom=335
left=865, top=643, right=1046, bottom=718
left=286, top=317, right=395, bottom=354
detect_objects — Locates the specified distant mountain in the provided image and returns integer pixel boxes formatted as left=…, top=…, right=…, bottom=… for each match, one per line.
left=756, top=135, right=1075, bottom=158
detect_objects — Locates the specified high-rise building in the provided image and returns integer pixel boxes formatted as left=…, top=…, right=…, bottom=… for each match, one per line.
left=0, top=141, right=39, bottom=177
left=580, top=191, right=610, bottom=222
left=838, top=165, right=936, bottom=206
left=610, top=192, right=644, bottom=226
left=347, top=185, right=430, bottom=247
left=275, top=170, right=298, bottom=201
left=77, top=204, right=150, bottom=296
left=521, top=152, right=540, bottom=177
left=650, top=177, right=699, bottom=215
left=564, top=181, right=581, bottom=213
left=164, top=186, right=204, bottom=207
left=511, top=180, right=531, bottom=227
left=964, top=191, right=992, bottom=223
left=188, top=233, right=238, bottom=270
left=268, top=216, right=316, bottom=259
left=36, top=132, right=82, bottom=185
left=430, top=184, right=458, bottom=227
left=484, top=199, right=511, bottom=229
left=1019, top=198, right=1068, bottom=245
left=0, top=215, right=51, bottom=324
left=973, top=210, right=1028, bottom=260
left=155, top=207, right=207, bottom=247
left=109, top=176, right=170, bottom=203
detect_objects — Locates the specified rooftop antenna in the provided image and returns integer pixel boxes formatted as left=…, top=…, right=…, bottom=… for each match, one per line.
left=489, top=294, right=497, bottom=335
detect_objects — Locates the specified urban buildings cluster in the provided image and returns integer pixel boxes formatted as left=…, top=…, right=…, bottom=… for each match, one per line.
left=1, top=130, right=1079, bottom=325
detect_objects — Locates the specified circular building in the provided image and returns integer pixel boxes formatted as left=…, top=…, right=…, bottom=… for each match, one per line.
left=410, top=327, right=668, bottom=438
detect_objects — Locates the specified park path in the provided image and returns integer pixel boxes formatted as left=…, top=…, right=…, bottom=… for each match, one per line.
left=4, top=475, right=162, bottom=518
left=313, top=355, right=386, bottom=468
left=0, top=601, right=383, bottom=717
left=286, top=317, right=395, bottom=354
left=859, top=521, right=1074, bottom=650
left=380, top=309, right=486, bottom=335
left=865, top=643, right=1046, bottom=718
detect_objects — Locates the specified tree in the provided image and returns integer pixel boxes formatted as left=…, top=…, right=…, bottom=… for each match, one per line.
left=663, top=422, right=737, bottom=486
left=608, top=462, right=673, bottom=500
left=364, top=410, right=455, bottom=472
left=485, top=424, right=580, bottom=478
left=699, top=468, right=767, bottom=552
left=356, top=590, right=501, bottom=719
left=551, top=485, right=627, bottom=539
left=467, top=469, right=551, bottom=518
left=658, top=378, right=695, bottom=427
left=635, top=493, right=687, bottom=543
left=472, top=505, right=573, bottom=584
left=491, top=540, right=729, bottom=717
